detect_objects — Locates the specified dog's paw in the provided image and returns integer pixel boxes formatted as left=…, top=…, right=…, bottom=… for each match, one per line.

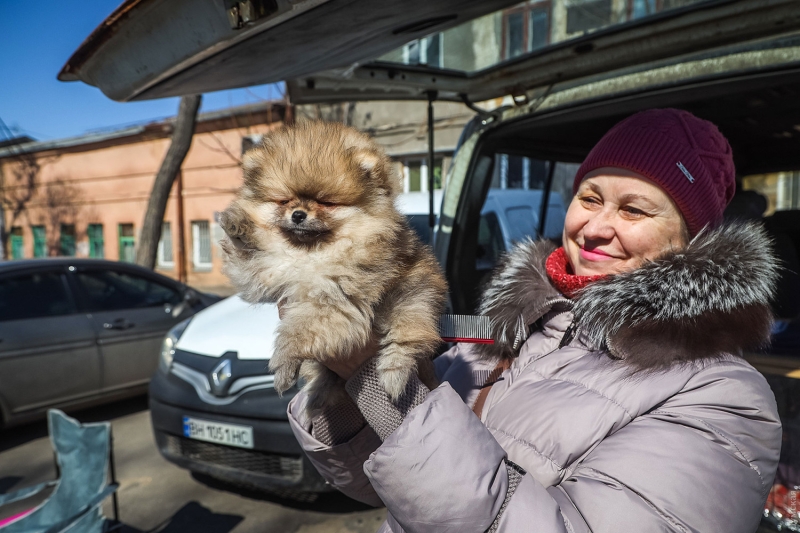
left=270, top=359, right=301, bottom=396
left=378, top=363, right=413, bottom=401
left=220, top=206, right=248, bottom=236
left=219, top=206, right=257, bottom=251
left=302, top=364, right=347, bottom=413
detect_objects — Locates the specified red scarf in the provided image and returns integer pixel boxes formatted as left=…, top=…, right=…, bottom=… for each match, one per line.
left=545, top=247, right=605, bottom=298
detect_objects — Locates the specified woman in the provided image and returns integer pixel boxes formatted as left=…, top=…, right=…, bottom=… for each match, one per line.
left=287, top=109, right=782, bottom=532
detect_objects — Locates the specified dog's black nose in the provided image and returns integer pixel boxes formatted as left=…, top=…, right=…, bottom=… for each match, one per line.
left=291, top=210, right=307, bottom=224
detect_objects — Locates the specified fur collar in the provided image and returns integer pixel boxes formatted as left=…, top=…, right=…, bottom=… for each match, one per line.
left=477, top=222, right=779, bottom=370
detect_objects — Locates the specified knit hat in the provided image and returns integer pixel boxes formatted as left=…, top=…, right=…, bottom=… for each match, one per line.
left=573, top=108, right=736, bottom=237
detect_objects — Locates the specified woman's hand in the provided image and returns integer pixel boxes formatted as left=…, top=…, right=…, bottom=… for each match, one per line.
left=277, top=299, right=379, bottom=380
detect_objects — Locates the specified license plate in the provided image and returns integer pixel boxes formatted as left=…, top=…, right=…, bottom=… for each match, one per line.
left=182, top=416, right=254, bottom=449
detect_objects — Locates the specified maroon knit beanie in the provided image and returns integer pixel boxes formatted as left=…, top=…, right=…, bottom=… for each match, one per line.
left=573, top=108, right=736, bottom=237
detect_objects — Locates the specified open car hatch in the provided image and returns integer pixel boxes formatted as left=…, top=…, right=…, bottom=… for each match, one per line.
left=57, top=0, right=523, bottom=101
left=60, top=0, right=800, bottom=104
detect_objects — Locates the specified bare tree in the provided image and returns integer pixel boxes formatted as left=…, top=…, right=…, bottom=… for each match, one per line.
left=0, top=152, right=40, bottom=259
left=136, top=94, right=202, bottom=269
left=35, top=178, right=84, bottom=256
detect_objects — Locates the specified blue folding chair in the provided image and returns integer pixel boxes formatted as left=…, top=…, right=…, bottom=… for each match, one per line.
left=0, top=410, right=120, bottom=533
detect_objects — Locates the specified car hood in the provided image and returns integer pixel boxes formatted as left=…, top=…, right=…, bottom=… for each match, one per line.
left=176, top=295, right=278, bottom=360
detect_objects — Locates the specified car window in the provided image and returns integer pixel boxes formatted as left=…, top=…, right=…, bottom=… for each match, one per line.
left=478, top=154, right=575, bottom=271
left=75, top=269, right=183, bottom=312
left=0, top=271, right=75, bottom=322
left=476, top=212, right=505, bottom=271
left=505, top=206, right=537, bottom=244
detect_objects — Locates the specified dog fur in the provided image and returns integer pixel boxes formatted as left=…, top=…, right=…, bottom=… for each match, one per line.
left=477, top=222, right=778, bottom=370
left=219, top=121, right=447, bottom=412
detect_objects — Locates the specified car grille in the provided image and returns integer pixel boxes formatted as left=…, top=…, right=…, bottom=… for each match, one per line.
left=164, top=434, right=303, bottom=481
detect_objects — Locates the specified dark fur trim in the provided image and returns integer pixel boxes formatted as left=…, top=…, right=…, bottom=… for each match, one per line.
left=476, top=239, right=561, bottom=360
left=479, top=222, right=779, bottom=370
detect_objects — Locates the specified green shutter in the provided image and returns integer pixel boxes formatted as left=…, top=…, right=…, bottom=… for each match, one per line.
left=32, top=225, right=46, bottom=257
left=88, top=224, right=104, bottom=258
left=119, top=224, right=135, bottom=263
left=10, top=228, right=23, bottom=259
left=60, top=225, right=76, bottom=256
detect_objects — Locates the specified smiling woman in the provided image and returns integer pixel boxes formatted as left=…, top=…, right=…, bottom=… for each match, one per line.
left=285, top=108, right=782, bottom=533
left=563, top=168, right=688, bottom=276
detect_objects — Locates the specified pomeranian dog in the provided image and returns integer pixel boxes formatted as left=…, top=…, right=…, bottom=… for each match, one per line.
left=219, top=121, right=447, bottom=412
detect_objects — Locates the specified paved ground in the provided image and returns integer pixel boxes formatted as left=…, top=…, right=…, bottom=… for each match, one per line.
left=0, top=396, right=387, bottom=533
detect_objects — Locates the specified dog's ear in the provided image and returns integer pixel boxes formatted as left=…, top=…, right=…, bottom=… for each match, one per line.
left=352, top=149, right=401, bottom=196
left=242, top=149, right=264, bottom=182
left=240, top=148, right=272, bottom=199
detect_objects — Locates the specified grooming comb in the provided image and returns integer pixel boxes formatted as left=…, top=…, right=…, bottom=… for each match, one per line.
left=438, top=314, right=494, bottom=344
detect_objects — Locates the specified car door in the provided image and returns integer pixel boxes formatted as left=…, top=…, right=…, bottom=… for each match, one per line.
left=69, top=266, right=188, bottom=393
left=0, top=267, right=101, bottom=417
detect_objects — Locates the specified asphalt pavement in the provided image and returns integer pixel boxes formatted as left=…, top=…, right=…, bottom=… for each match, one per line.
left=0, top=396, right=387, bottom=533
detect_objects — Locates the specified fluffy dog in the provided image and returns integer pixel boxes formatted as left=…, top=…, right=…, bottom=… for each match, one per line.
left=219, top=121, right=447, bottom=412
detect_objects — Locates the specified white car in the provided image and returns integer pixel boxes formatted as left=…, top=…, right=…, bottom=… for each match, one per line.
left=149, top=295, right=329, bottom=493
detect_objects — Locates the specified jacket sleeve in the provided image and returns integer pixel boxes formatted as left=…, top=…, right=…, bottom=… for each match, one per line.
left=364, top=383, right=575, bottom=533
left=287, top=390, right=384, bottom=506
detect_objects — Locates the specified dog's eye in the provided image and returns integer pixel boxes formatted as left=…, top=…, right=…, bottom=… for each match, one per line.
left=318, top=201, right=338, bottom=207
left=277, top=200, right=290, bottom=206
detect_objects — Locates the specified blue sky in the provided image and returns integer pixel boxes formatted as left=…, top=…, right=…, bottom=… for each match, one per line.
left=0, top=1, right=283, bottom=142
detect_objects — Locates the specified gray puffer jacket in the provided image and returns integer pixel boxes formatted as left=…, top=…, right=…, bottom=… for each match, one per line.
left=288, top=222, right=782, bottom=533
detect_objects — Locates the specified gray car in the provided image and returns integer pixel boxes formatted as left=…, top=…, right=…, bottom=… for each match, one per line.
left=0, top=258, right=219, bottom=428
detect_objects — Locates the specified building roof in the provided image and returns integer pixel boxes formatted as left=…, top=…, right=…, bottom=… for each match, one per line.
left=0, top=100, right=285, bottom=159
left=0, top=136, right=36, bottom=149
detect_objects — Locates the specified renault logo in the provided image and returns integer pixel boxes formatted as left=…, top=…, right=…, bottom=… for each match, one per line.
left=210, top=359, right=233, bottom=397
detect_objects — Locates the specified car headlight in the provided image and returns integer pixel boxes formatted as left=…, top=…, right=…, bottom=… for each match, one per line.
left=159, top=318, right=192, bottom=373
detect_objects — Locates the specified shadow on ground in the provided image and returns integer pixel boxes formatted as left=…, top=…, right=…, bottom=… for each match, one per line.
left=0, top=395, right=149, bottom=453
left=191, top=473, right=375, bottom=513
left=0, top=477, right=23, bottom=494
left=119, top=501, right=242, bottom=533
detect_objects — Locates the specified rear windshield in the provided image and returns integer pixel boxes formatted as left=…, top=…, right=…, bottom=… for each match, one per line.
left=378, top=0, right=709, bottom=74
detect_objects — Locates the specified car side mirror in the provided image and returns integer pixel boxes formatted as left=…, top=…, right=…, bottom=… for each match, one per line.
left=183, top=288, right=200, bottom=305
left=169, top=288, right=199, bottom=318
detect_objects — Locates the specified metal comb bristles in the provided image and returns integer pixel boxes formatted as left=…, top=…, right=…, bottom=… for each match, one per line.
left=438, top=314, right=494, bottom=344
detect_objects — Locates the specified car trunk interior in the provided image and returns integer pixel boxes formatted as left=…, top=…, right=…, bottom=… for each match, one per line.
left=447, top=64, right=800, bottom=314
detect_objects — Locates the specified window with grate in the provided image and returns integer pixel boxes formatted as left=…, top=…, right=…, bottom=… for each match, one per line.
left=157, top=222, right=174, bottom=268
left=10, top=227, right=23, bottom=259
left=192, top=220, right=212, bottom=270
left=88, top=224, right=104, bottom=258
left=118, top=223, right=135, bottom=263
